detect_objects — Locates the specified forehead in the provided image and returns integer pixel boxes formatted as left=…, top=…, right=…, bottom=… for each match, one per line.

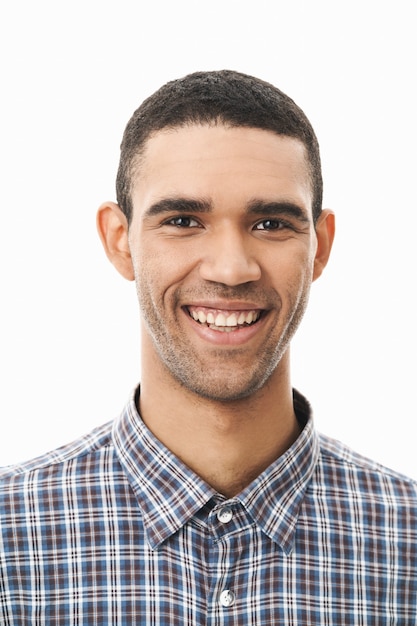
left=131, top=124, right=313, bottom=214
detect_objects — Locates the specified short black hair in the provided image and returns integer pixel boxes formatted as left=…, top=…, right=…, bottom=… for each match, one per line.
left=116, top=70, right=323, bottom=224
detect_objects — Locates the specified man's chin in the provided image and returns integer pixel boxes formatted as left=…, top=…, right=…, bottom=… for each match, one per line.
left=176, top=369, right=274, bottom=404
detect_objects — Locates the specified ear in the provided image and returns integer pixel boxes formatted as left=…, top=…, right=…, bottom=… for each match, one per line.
left=312, top=209, right=335, bottom=281
left=96, top=202, right=135, bottom=281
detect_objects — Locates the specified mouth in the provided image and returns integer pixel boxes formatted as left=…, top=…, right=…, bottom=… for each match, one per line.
left=186, top=305, right=264, bottom=333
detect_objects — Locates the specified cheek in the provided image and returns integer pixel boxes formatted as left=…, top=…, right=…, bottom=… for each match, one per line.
left=143, top=238, right=200, bottom=285
left=271, top=245, right=314, bottom=283
left=278, top=253, right=315, bottom=308
left=133, top=246, right=185, bottom=311
left=133, top=236, right=165, bottom=278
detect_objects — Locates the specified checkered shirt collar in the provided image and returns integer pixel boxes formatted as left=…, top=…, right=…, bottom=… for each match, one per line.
left=112, top=388, right=319, bottom=553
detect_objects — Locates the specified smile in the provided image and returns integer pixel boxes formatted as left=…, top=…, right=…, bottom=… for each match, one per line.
left=187, top=306, right=262, bottom=333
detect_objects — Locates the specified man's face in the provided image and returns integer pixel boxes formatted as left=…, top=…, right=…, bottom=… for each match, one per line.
left=127, top=124, right=327, bottom=401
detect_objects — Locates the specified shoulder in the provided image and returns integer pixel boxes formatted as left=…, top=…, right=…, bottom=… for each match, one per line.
left=0, top=420, right=114, bottom=488
left=316, top=431, right=417, bottom=503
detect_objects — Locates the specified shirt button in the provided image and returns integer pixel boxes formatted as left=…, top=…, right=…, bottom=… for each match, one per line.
left=217, top=506, right=233, bottom=523
left=220, top=589, right=235, bottom=607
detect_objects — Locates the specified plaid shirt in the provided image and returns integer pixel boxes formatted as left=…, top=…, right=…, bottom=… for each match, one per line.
left=1, top=388, right=416, bottom=625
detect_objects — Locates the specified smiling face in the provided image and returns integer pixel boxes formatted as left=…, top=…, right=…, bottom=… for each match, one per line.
left=101, top=124, right=334, bottom=402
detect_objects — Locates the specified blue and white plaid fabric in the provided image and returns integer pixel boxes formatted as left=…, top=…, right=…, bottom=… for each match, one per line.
left=1, top=388, right=416, bottom=624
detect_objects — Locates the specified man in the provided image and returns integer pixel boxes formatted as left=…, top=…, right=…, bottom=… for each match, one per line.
left=1, top=70, right=416, bottom=624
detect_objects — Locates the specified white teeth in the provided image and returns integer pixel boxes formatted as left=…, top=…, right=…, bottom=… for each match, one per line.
left=215, top=313, right=227, bottom=326
left=190, top=308, right=261, bottom=329
left=226, top=313, right=237, bottom=326
left=209, top=325, right=234, bottom=333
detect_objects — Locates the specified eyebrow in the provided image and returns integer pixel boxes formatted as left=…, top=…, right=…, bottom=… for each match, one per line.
left=143, top=196, right=310, bottom=223
left=246, top=200, right=310, bottom=223
left=144, top=197, right=212, bottom=218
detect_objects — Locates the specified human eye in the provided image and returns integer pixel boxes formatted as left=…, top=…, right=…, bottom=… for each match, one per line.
left=164, top=215, right=201, bottom=228
left=254, top=219, right=290, bottom=231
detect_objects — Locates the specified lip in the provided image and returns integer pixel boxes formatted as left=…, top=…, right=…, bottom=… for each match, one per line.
left=182, top=304, right=268, bottom=346
left=184, top=299, right=264, bottom=312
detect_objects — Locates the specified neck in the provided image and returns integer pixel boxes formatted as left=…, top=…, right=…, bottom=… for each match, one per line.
left=138, top=350, right=300, bottom=498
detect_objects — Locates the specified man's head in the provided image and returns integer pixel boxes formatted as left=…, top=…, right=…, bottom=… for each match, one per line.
left=98, top=71, right=334, bottom=403
left=116, top=70, right=323, bottom=226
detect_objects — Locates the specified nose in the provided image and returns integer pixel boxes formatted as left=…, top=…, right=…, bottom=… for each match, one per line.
left=198, top=229, right=261, bottom=286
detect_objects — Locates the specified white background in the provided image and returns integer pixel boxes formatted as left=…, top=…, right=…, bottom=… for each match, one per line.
left=0, top=1, right=416, bottom=479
